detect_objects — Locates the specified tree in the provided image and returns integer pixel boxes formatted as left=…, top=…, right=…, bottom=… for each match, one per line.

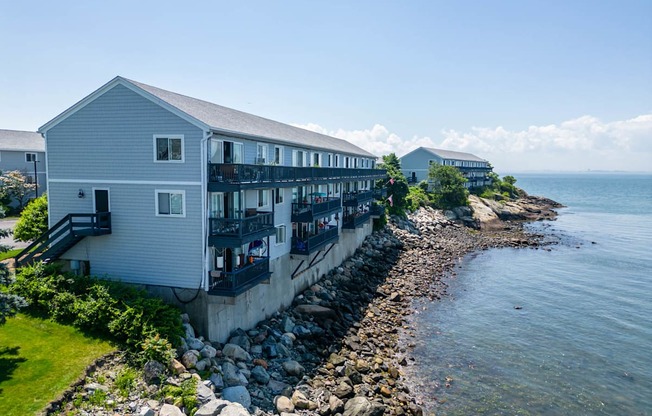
left=0, top=224, right=27, bottom=325
left=0, top=170, right=36, bottom=211
left=14, top=194, right=49, bottom=242
left=429, top=164, right=469, bottom=209
left=378, top=153, right=410, bottom=216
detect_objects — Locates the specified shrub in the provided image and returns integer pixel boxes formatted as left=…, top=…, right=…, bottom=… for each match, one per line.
left=141, top=333, right=176, bottom=365
left=114, top=367, right=138, bottom=398
left=160, top=378, right=198, bottom=414
left=10, top=263, right=183, bottom=359
left=13, top=194, right=48, bottom=241
left=406, top=187, right=432, bottom=211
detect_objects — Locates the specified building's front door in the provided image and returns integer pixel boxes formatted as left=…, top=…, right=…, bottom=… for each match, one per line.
left=94, top=189, right=110, bottom=212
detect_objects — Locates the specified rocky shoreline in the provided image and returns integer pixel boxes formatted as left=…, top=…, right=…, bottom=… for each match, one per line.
left=50, top=195, right=560, bottom=416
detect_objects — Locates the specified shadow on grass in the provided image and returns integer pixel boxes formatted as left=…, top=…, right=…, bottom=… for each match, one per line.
left=0, top=346, right=27, bottom=394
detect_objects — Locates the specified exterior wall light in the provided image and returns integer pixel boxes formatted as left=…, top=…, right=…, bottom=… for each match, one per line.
left=78, top=189, right=85, bottom=198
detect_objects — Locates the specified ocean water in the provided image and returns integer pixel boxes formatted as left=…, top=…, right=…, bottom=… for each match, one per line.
left=403, top=173, right=652, bottom=415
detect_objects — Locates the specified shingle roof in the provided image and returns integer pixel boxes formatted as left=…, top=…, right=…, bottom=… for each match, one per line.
left=422, top=147, right=487, bottom=162
left=123, top=78, right=375, bottom=158
left=0, top=129, right=45, bottom=152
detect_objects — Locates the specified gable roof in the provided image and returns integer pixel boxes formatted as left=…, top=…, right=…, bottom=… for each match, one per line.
left=406, top=146, right=487, bottom=162
left=0, top=129, right=45, bottom=152
left=40, top=76, right=375, bottom=158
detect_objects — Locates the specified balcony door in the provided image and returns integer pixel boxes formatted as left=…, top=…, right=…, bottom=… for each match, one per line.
left=211, top=139, right=243, bottom=164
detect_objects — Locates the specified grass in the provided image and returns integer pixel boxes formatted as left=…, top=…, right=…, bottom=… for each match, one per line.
left=0, top=248, right=22, bottom=261
left=0, top=314, right=115, bottom=416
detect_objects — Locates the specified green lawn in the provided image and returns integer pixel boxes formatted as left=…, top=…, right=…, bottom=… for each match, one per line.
left=0, top=248, right=22, bottom=261
left=0, top=314, right=115, bottom=415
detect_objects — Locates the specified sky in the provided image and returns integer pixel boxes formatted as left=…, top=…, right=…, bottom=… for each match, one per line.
left=1, top=0, right=650, bottom=173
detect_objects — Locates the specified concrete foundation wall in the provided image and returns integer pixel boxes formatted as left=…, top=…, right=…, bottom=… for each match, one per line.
left=148, top=220, right=373, bottom=343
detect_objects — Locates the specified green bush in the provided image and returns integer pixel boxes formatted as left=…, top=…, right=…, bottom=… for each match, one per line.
left=160, top=377, right=198, bottom=414
left=141, top=333, right=176, bottom=365
left=13, top=194, right=48, bottom=242
left=405, top=187, right=432, bottom=211
left=10, top=263, right=183, bottom=359
left=114, top=367, right=138, bottom=397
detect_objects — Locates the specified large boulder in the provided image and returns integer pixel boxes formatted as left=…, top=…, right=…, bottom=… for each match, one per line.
left=222, top=361, right=243, bottom=387
left=180, top=350, right=199, bottom=369
left=160, top=404, right=185, bottom=416
left=343, top=397, right=385, bottom=416
left=222, top=385, right=252, bottom=408
left=195, top=399, right=230, bottom=416
left=294, top=304, right=337, bottom=320
left=282, top=360, right=305, bottom=377
left=250, top=365, right=271, bottom=384
left=222, top=344, right=251, bottom=361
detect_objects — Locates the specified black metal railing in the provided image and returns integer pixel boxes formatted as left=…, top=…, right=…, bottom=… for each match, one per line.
left=370, top=203, right=385, bottom=217
left=342, top=190, right=373, bottom=206
left=372, top=188, right=388, bottom=199
left=15, top=212, right=112, bottom=267
left=209, top=163, right=386, bottom=185
left=291, top=197, right=341, bottom=222
left=342, top=211, right=371, bottom=229
left=209, top=256, right=270, bottom=296
left=290, top=226, right=338, bottom=255
left=209, top=212, right=274, bottom=238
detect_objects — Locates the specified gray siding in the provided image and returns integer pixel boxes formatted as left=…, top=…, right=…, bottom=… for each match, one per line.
left=50, top=182, right=203, bottom=289
left=47, top=84, right=203, bottom=182
left=0, top=150, right=47, bottom=194
left=46, top=83, right=205, bottom=289
left=400, top=148, right=441, bottom=183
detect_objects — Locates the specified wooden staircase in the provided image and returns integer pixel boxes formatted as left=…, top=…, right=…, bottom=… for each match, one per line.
left=15, top=212, right=112, bottom=267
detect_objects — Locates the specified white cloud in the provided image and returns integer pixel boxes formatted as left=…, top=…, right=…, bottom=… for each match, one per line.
left=293, top=114, right=652, bottom=172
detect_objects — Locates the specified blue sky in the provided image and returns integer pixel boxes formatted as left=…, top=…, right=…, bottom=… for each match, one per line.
left=1, top=0, right=650, bottom=172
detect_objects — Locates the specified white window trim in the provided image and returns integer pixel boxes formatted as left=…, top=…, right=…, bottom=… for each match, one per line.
left=92, top=187, right=111, bottom=212
left=155, top=189, right=186, bottom=217
left=153, top=134, right=185, bottom=163
left=274, top=145, right=284, bottom=165
left=25, top=152, right=38, bottom=162
left=256, top=142, right=268, bottom=164
left=275, top=188, right=284, bottom=204
left=258, top=189, right=270, bottom=208
left=275, top=224, right=287, bottom=245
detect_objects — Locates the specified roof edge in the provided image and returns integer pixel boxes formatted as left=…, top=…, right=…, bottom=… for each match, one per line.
left=39, top=76, right=211, bottom=134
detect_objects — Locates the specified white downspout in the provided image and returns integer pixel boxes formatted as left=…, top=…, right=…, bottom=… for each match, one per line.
left=201, top=131, right=211, bottom=291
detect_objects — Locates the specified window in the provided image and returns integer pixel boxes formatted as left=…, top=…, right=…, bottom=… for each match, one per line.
left=275, top=225, right=286, bottom=244
left=258, top=189, right=269, bottom=207
left=25, top=152, right=37, bottom=162
left=154, top=135, right=184, bottom=162
left=275, top=188, right=284, bottom=204
left=327, top=153, right=333, bottom=167
left=313, top=152, right=320, bottom=167
left=274, top=146, right=283, bottom=165
left=334, top=154, right=340, bottom=168
left=156, top=190, right=185, bottom=217
left=256, top=143, right=268, bottom=164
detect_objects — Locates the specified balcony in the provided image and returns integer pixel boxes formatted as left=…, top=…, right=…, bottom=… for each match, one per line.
left=342, top=190, right=374, bottom=207
left=208, top=163, right=387, bottom=191
left=208, top=256, right=271, bottom=297
left=370, top=203, right=385, bottom=218
left=208, top=212, right=275, bottom=247
left=372, top=188, right=388, bottom=199
left=291, top=197, right=341, bottom=223
left=342, top=211, right=371, bottom=229
left=290, top=226, right=339, bottom=255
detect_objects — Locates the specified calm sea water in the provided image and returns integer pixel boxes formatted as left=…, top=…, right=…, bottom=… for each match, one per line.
left=404, top=173, right=652, bottom=415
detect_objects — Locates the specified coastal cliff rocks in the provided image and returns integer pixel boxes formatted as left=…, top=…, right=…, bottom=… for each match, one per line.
left=51, top=196, right=559, bottom=416
left=468, top=194, right=563, bottom=229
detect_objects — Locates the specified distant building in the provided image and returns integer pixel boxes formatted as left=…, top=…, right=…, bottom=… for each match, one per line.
left=0, top=129, right=47, bottom=198
left=400, top=147, right=493, bottom=188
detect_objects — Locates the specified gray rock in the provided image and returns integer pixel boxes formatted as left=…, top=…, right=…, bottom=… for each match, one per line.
left=228, top=335, right=251, bottom=352
left=222, top=343, right=251, bottom=361
left=195, top=357, right=211, bottom=372
left=250, top=345, right=263, bottom=355
left=187, top=337, right=205, bottom=351
left=160, top=403, right=185, bottom=416
left=237, top=371, right=249, bottom=387
left=209, top=372, right=224, bottom=389
left=263, top=342, right=278, bottom=358
left=222, top=361, right=242, bottom=387
left=250, top=365, right=271, bottom=384
left=197, top=382, right=216, bottom=404
left=294, top=304, right=337, bottom=320
left=222, top=385, right=252, bottom=408
left=181, top=350, right=199, bottom=369
left=276, top=342, right=291, bottom=357
left=274, top=395, right=295, bottom=413
left=333, top=381, right=353, bottom=398
left=84, top=382, right=108, bottom=392
left=291, top=390, right=313, bottom=409
left=282, top=360, right=305, bottom=377
left=139, top=407, right=155, bottom=416
left=220, top=402, right=252, bottom=416
left=267, top=379, right=291, bottom=395
left=292, top=325, right=311, bottom=338
left=201, top=345, right=218, bottom=359
left=143, top=360, right=166, bottom=383
left=343, top=397, right=385, bottom=416
left=281, top=315, right=295, bottom=333
left=279, top=333, right=294, bottom=348
left=183, top=323, right=196, bottom=339
left=195, top=398, right=230, bottom=416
